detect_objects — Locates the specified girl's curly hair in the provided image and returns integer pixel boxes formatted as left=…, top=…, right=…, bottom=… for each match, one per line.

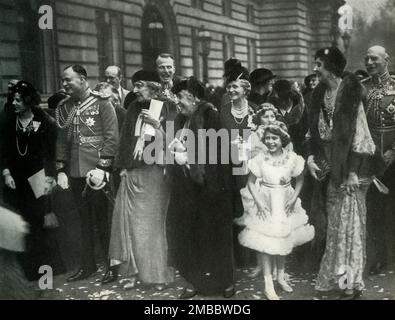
left=253, top=103, right=279, bottom=125
left=262, top=121, right=291, bottom=147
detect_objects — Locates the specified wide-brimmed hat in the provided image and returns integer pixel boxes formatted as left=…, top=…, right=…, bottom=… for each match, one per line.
left=250, top=68, right=276, bottom=85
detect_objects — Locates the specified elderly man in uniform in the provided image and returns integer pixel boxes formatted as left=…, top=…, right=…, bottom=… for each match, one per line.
left=56, top=65, right=119, bottom=283
left=105, top=65, right=130, bottom=108
left=363, top=45, right=395, bottom=274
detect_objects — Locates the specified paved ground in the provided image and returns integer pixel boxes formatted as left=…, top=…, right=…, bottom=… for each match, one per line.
left=39, top=264, right=395, bottom=301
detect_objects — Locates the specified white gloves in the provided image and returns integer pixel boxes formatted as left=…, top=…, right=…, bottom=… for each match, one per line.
left=57, top=172, right=69, bottom=189
left=4, top=173, right=16, bottom=189
left=86, top=168, right=109, bottom=190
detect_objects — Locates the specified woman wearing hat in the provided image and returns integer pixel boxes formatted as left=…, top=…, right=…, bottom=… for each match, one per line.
left=219, top=66, right=258, bottom=268
left=268, top=79, right=308, bottom=155
left=108, top=70, right=177, bottom=290
left=248, top=68, right=276, bottom=107
left=307, top=47, right=376, bottom=299
left=0, top=81, right=65, bottom=282
left=167, top=77, right=234, bottom=299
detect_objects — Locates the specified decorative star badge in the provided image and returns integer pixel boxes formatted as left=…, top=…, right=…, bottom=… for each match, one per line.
left=85, top=117, right=95, bottom=127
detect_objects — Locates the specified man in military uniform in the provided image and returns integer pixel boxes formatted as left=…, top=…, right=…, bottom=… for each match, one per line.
left=363, top=46, right=395, bottom=274
left=56, top=65, right=119, bottom=283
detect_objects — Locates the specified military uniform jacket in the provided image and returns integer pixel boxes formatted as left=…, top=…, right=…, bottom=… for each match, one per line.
left=364, top=73, right=395, bottom=156
left=56, top=89, right=119, bottom=178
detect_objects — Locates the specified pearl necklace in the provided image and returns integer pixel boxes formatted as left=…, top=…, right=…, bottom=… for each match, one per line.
left=15, top=116, right=33, bottom=157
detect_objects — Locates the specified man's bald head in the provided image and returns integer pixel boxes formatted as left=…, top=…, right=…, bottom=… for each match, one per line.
left=365, top=46, right=390, bottom=77
left=105, top=65, right=122, bottom=89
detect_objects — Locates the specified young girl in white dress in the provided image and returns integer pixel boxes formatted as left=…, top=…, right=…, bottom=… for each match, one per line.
left=238, top=122, right=315, bottom=300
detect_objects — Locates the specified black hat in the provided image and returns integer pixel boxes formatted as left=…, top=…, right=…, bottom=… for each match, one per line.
left=48, top=90, right=68, bottom=109
left=250, top=68, right=276, bottom=85
left=14, top=81, right=41, bottom=106
left=132, top=70, right=160, bottom=84
left=171, top=76, right=205, bottom=99
left=225, top=65, right=250, bottom=83
left=315, top=47, right=347, bottom=77
left=223, top=58, right=242, bottom=77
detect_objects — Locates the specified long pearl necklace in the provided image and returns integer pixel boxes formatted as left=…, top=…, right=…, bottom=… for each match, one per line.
left=16, top=115, right=33, bottom=157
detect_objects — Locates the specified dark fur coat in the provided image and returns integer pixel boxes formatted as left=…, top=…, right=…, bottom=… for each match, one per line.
left=309, top=73, right=373, bottom=186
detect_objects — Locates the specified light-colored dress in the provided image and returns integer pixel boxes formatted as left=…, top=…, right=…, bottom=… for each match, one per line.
left=238, top=149, right=315, bottom=256
left=315, top=102, right=376, bottom=292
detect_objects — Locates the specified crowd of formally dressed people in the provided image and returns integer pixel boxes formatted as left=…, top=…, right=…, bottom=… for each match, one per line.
left=0, top=45, right=394, bottom=300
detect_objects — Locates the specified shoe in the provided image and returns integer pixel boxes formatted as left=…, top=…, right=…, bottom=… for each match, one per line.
left=223, top=285, right=235, bottom=298
left=278, top=280, right=293, bottom=293
left=66, top=268, right=96, bottom=282
left=338, top=289, right=363, bottom=300
left=369, top=262, right=385, bottom=275
left=154, top=284, right=167, bottom=292
left=123, top=277, right=137, bottom=290
left=247, top=267, right=262, bottom=278
left=179, top=287, right=197, bottom=299
left=264, top=288, right=280, bottom=300
left=101, top=268, right=119, bottom=285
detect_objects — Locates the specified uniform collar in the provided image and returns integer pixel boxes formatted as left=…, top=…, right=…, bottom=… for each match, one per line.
left=372, top=70, right=392, bottom=87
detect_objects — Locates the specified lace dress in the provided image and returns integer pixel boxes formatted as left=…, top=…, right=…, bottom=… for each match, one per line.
left=238, top=150, right=315, bottom=256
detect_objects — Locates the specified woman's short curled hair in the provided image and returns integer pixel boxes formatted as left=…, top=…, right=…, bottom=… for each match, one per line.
left=262, top=121, right=291, bottom=147
left=315, top=47, right=347, bottom=78
left=226, top=78, right=251, bottom=98
left=14, top=81, right=41, bottom=107
left=253, top=103, right=279, bottom=125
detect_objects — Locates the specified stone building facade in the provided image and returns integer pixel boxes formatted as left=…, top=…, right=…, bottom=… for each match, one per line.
left=0, top=0, right=344, bottom=102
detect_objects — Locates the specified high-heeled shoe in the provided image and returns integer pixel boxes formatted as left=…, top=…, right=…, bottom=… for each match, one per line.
left=154, top=284, right=167, bottom=292
left=123, top=277, right=137, bottom=290
left=179, top=287, right=197, bottom=299
left=338, top=289, right=363, bottom=300
left=223, top=285, right=235, bottom=298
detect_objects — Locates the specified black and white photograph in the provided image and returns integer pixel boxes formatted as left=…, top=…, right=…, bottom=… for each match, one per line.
left=0, top=0, right=394, bottom=304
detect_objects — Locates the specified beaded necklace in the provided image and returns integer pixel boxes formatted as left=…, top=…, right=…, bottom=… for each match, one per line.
left=15, top=116, right=33, bottom=157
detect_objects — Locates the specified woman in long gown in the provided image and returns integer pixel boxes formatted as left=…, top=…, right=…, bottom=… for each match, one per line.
left=307, top=47, right=376, bottom=299
left=108, top=71, right=177, bottom=290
